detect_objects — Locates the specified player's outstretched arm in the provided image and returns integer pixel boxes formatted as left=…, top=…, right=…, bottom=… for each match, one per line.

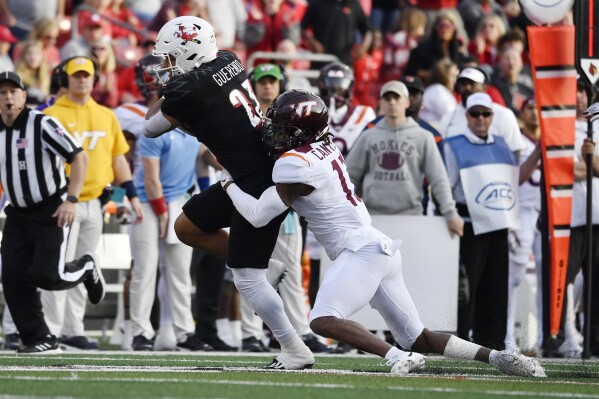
left=221, top=171, right=312, bottom=227
left=144, top=97, right=179, bottom=138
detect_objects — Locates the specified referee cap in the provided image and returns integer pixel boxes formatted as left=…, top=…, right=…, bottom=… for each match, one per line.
left=65, top=57, right=95, bottom=76
left=0, top=71, right=25, bottom=90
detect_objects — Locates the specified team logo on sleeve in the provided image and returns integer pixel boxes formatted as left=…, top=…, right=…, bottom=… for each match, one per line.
left=174, top=24, right=201, bottom=45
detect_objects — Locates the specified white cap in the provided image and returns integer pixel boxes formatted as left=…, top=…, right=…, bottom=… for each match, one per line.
left=458, top=67, right=486, bottom=84
left=380, top=81, right=409, bottom=98
left=466, top=92, right=493, bottom=110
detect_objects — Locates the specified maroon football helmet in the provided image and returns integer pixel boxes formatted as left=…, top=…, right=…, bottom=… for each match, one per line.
left=262, top=90, right=330, bottom=160
left=317, top=62, right=354, bottom=109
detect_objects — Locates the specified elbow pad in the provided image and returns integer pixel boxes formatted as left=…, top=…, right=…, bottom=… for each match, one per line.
left=227, top=184, right=288, bottom=227
left=144, top=110, right=172, bottom=138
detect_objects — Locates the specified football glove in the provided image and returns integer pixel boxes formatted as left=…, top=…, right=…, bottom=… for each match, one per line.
left=583, top=102, right=599, bottom=123
left=220, top=169, right=233, bottom=190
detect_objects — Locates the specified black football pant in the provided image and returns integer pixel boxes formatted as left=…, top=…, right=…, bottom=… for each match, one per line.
left=1, top=201, right=91, bottom=346
left=457, top=223, right=509, bottom=350
left=191, top=248, right=226, bottom=340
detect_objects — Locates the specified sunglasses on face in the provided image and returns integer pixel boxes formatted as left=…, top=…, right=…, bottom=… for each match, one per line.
left=468, top=110, right=493, bottom=118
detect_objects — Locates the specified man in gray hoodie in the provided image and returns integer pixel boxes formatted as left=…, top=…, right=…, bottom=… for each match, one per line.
left=346, top=81, right=463, bottom=237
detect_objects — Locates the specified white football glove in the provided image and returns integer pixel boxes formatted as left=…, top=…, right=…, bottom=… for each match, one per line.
left=219, top=169, right=233, bottom=190
left=583, top=102, right=599, bottom=123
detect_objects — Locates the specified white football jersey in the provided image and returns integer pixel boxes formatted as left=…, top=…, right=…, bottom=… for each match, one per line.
left=273, top=140, right=385, bottom=260
left=329, top=105, right=376, bottom=155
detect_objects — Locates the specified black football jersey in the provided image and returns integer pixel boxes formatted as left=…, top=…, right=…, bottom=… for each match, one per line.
left=161, top=50, right=274, bottom=192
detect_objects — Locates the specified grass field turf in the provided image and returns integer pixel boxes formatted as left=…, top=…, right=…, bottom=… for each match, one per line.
left=0, top=351, right=598, bottom=398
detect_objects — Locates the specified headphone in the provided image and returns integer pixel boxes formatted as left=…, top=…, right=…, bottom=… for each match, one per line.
left=248, top=63, right=288, bottom=93
left=53, top=56, right=100, bottom=89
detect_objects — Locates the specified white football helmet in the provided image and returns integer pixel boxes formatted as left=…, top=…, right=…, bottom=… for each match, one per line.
left=153, top=16, right=218, bottom=79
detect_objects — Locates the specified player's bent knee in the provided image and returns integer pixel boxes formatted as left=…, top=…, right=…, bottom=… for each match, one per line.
left=174, top=213, right=202, bottom=245
left=310, top=316, right=336, bottom=337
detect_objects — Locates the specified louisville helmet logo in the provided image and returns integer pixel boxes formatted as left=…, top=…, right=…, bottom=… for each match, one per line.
left=174, top=24, right=201, bottom=45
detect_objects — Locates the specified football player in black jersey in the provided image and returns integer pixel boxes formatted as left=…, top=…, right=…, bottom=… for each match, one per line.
left=143, top=16, right=314, bottom=369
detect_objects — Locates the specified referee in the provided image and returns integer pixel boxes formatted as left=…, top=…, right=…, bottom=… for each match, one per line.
left=0, top=71, right=105, bottom=354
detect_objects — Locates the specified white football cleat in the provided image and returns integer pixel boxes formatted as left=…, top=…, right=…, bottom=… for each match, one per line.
left=265, top=340, right=315, bottom=370
left=385, top=351, right=426, bottom=375
left=490, top=349, right=546, bottom=377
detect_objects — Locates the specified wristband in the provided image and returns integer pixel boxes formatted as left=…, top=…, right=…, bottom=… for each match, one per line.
left=150, top=196, right=168, bottom=215
left=197, top=176, right=210, bottom=191
left=121, top=180, right=138, bottom=199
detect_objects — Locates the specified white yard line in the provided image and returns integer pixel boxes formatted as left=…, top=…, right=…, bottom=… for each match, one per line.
left=0, top=374, right=598, bottom=398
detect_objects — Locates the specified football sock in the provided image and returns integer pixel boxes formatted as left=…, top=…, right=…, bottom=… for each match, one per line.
left=232, top=268, right=295, bottom=343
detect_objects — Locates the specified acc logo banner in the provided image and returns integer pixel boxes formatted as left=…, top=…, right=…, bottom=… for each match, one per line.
left=475, top=182, right=516, bottom=210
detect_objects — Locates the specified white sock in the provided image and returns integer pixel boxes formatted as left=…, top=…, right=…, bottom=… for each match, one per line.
left=443, top=335, right=482, bottom=360
left=232, top=268, right=296, bottom=343
left=279, top=334, right=304, bottom=351
left=230, top=320, right=242, bottom=348
left=384, top=346, right=403, bottom=360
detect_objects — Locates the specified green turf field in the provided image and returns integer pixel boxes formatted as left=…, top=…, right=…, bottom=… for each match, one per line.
left=0, top=351, right=598, bottom=398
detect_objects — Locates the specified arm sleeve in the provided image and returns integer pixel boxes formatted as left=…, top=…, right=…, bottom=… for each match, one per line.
left=226, top=184, right=289, bottom=228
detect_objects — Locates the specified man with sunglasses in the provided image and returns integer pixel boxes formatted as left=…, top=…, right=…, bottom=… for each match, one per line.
left=439, top=67, right=524, bottom=159
left=444, top=92, right=520, bottom=351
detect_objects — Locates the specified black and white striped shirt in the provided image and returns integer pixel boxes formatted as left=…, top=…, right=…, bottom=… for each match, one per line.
left=0, top=108, right=82, bottom=208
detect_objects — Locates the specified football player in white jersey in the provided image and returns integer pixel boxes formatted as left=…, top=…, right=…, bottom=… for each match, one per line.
left=220, top=90, right=546, bottom=377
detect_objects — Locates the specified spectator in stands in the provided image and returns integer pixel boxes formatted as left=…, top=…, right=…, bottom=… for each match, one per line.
left=457, top=0, right=509, bottom=40
left=126, top=0, right=163, bottom=24
left=420, top=57, right=459, bottom=128
left=275, top=39, right=312, bottom=90
left=61, top=13, right=110, bottom=59
left=301, top=0, right=373, bottom=67
left=0, top=0, right=65, bottom=40
left=353, top=30, right=384, bottom=109
left=404, top=10, right=466, bottom=84
left=346, top=80, right=463, bottom=234
left=0, top=24, right=16, bottom=72
left=41, top=56, right=143, bottom=350
left=490, top=47, right=535, bottom=117
left=244, top=0, right=305, bottom=63
left=205, top=0, right=247, bottom=51
left=467, top=14, right=506, bottom=69
left=14, top=18, right=61, bottom=69
left=106, top=0, right=142, bottom=45
left=444, top=92, right=520, bottom=350
left=149, top=0, right=211, bottom=32
left=439, top=66, right=524, bottom=157
left=381, top=7, right=427, bottom=82
left=89, top=40, right=119, bottom=108
left=370, top=0, right=401, bottom=34
left=15, top=40, right=50, bottom=107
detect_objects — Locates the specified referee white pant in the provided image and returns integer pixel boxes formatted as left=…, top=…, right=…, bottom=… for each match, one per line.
left=241, top=212, right=311, bottom=339
left=129, top=200, right=195, bottom=342
left=41, top=199, right=103, bottom=337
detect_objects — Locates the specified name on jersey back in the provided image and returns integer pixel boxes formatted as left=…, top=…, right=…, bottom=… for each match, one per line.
left=213, top=60, right=244, bottom=86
